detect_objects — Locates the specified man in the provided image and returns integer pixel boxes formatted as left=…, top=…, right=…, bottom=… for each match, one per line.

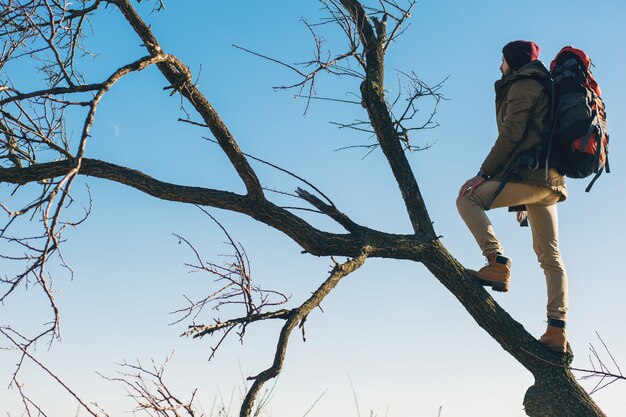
left=456, top=40, right=568, bottom=353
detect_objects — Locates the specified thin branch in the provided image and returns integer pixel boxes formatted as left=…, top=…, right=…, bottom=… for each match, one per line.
left=182, top=309, right=292, bottom=339
left=0, top=327, right=102, bottom=417
left=99, top=354, right=201, bottom=417
left=0, top=83, right=104, bottom=106
left=239, top=249, right=370, bottom=417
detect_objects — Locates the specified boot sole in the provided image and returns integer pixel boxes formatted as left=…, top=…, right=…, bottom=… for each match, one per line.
left=468, top=271, right=509, bottom=292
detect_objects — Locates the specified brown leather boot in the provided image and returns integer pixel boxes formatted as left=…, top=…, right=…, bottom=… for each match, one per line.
left=539, top=318, right=567, bottom=353
left=467, top=253, right=511, bottom=292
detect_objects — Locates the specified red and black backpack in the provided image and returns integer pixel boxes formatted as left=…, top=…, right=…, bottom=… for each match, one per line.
left=547, top=46, right=609, bottom=192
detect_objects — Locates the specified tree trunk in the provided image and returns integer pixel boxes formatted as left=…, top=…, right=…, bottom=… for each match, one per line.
left=524, top=371, right=606, bottom=417
left=421, top=241, right=605, bottom=417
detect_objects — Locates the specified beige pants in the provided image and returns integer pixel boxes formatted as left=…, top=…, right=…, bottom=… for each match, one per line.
left=456, top=181, right=568, bottom=321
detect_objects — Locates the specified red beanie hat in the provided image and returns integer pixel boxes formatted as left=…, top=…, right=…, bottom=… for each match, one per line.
left=502, top=40, right=541, bottom=71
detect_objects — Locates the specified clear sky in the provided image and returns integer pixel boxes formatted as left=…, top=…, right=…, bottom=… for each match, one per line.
left=1, top=1, right=625, bottom=416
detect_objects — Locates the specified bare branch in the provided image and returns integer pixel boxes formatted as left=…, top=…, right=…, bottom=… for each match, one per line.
left=113, top=0, right=265, bottom=200
left=0, top=158, right=430, bottom=260
left=182, top=309, right=292, bottom=339
left=171, top=209, right=289, bottom=334
left=233, top=2, right=365, bottom=114
left=382, top=0, right=417, bottom=52
left=100, top=354, right=203, bottom=417
left=0, top=83, right=104, bottom=106
left=0, top=326, right=103, bottom=417
left=296, top=187, right=364, bottom=233
left=240, top=248, right=371, bottom=417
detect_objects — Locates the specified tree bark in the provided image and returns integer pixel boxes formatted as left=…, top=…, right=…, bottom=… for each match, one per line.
left=421, top=242, right=606, bottom=417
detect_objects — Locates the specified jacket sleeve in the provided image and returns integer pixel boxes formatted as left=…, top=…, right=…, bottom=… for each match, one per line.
left=480, top=79, right=539, bottom=176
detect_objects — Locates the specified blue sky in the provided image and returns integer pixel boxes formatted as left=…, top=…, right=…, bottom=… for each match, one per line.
left=1, top=1, right=625, bottom=416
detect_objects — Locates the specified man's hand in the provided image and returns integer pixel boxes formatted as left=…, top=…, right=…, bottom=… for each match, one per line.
left=458, top=175, right=487, bottom=197
left=516, top=210, right=529, bottom=227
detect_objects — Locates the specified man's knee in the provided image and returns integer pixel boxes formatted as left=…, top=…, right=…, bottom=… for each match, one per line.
left=456, top=194, right=470, bottom=218
left=536, top=250, right=565, bottom=273
left=456, top=192, right=484, bottom=216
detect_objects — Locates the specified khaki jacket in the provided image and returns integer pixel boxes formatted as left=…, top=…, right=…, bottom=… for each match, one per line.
left=481, top=60, right=567, bottom=201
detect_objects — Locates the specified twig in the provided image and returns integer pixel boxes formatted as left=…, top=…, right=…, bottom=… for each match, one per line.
left=0, top=327, right=101, bottom=417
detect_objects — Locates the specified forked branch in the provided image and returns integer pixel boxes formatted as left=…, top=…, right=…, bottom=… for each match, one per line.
left=240, top=249, right=370, bottom=417
left=101, top=355, right=202, bottom=417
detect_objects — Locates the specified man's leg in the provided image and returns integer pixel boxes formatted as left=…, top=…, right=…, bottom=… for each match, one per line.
left=456, top=181, right=554, bottom=256
left=526, top=201, right=568, bottom=321
left=526, top=199, right=568, bottom=353
left=456, top=181, right=556, bottom=291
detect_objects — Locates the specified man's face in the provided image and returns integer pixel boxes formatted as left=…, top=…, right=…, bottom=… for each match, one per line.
left=500, top=55, right=512, bottom=76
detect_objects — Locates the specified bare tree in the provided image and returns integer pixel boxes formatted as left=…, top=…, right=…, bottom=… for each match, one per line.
left=0, top=1, right=615, bottom=416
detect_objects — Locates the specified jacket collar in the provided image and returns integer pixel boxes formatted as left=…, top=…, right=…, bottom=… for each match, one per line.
left=495, top=60, right=550, bottom=95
